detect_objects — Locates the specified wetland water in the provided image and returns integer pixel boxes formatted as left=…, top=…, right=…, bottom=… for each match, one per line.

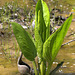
left=0, top=0, right=75, bottom=75
left=0, top=23, right=75, bottom=75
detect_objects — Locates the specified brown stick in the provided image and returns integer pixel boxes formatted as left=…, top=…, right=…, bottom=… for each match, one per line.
left=61, top=39, right=75, bottom=47
left=50, top=61, right=64, bottom=75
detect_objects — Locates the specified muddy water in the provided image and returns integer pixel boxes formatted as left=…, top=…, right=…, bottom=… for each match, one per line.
left=0, top=22, right=75, bottom=75
left=0, top=0, right=75, bottom=75
left=50, top=22, right=75, bottom=74
left=0, top=0, right=75, bottom=10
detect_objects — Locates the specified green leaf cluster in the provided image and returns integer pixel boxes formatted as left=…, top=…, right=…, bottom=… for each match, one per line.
left=35, top=0, right=50, bottom=61
left=11, top=0, right=72, bottom=75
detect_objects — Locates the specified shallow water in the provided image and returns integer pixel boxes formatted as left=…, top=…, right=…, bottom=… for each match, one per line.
left=53, top=22, right=75, bottom=73
left=0, top=22, right=75, bottom=75
left=0, top=0, right=75, bottom=10
left=0, top=0, right=75, bottom=75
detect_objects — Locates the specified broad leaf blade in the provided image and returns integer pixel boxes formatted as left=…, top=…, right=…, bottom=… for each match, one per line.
left=43, top=15, right=72, bottom=62
left=11, top=22, right=37, bottom=61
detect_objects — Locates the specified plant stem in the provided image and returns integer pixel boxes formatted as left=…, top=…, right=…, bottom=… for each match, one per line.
left=46, top=62, right=52, bottom=75
left=40, top=60, right=46, bottom=75
left=40, top=62, right=44, bottom=75
left=38, top=63, right=41, bottom=75
left=32, top=61, right=38, bottom=75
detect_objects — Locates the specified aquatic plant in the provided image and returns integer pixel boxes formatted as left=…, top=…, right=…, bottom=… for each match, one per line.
left=11, top=0, right=72, bottom=75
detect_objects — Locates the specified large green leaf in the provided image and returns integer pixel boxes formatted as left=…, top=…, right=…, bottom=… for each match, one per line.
left=43, top=15, right=72, bottom=62
left=11, top=22, right=37, bottom=61
left=35, top=0, right=50, bottom=60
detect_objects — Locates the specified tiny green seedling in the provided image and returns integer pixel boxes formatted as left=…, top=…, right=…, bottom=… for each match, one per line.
left=11, top=0, right=72, bottom=75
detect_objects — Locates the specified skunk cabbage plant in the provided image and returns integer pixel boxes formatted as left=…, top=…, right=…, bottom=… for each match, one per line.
left=11, top=0, right=72, bottom=75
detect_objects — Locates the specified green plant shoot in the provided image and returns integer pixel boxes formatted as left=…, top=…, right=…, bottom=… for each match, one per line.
left=11, top=0, right=72, bottom=75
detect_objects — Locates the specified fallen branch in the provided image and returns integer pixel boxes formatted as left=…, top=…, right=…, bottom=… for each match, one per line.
left=50, top=61, right=64, bottom=75
left=66, top=32, right=75, bottom=37
left=61, top=39, right=75, bottom=47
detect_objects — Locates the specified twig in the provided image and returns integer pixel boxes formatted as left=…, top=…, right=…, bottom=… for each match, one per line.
left=61, top=39, right=75, bottom=47
left=66, top=32, right=75, bottom=37
left=50, top=61, right=64, bottom=75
